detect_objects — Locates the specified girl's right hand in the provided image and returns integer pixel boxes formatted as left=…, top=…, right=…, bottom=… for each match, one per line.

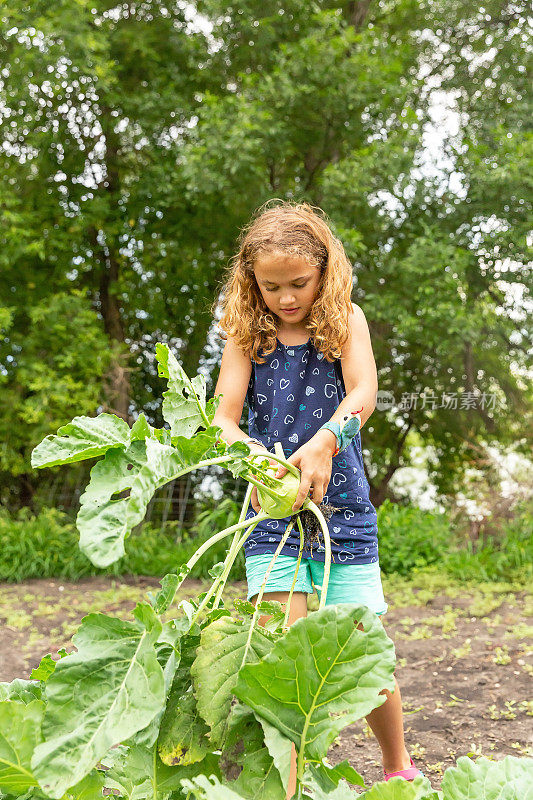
left=248, top=446, right=279, bottom=513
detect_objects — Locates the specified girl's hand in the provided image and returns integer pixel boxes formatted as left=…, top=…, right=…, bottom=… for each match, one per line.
left=274, top=431, right=335, bottom=513
left=248, top=445, right=279, bottom=514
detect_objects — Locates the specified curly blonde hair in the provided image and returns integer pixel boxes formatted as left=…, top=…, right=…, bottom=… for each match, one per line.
left=212, top=199, right=354, bottom=364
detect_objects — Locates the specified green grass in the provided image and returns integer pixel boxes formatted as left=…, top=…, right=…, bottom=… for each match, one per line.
left=0, top=496, right=530, bottom=586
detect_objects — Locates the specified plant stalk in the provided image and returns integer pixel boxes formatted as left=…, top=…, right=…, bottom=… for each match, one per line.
left=283, top=520, right=305, bottom=630
left=303, top=500, right=332, bottom=610
left=239, top=519, right=296, bottom=669
left=191, top=516, right=262, bottom=625
left=184, top=511, right=270, bottom=576
left=210, top=481, right=256, bottom=611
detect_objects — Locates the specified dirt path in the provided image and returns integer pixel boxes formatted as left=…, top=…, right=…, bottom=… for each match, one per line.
left=1, top=571, right=531, bottom=791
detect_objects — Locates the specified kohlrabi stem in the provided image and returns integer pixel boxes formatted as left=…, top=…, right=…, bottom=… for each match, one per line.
left=211, top=524, right=261, bottom=611
left=242, top=472, right=283, bottom=502
left=245, top=449, right=301, bottom=480
left=210, top=482, right=255, bottom=612
left=184, top=511, right=270, bottom=576
left=239, top=520, right=295, bottom=670
left=191, top=517, right=262, bottom=625
left=303, top=500, right=332, bottom=610
left=283, top=521, right=305, bottom=630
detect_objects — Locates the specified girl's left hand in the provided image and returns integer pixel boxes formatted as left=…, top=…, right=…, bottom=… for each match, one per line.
left=274, top=432, right=335, bottom=512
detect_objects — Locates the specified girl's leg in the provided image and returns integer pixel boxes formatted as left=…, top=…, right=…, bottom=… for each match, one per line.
left=250, top=590, right=307, bottom=800
left=364, top=674, right=412, bottom=773
left=362, top=617, right=411, bottom=772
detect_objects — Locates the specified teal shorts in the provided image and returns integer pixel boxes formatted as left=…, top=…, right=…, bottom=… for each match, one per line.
left=245, top=553, right=388, bottom=616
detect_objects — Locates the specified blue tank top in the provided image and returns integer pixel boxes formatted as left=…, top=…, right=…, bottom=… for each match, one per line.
left=243, top=335, right=379, bottom=564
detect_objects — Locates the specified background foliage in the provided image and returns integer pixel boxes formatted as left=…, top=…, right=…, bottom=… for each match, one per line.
left=0, top=0, right=531, bottom=539
left=2, top=498, right=530, bottom=584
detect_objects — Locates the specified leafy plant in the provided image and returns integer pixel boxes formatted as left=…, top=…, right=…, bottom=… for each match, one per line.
left=1, top=344, right=531, bottom=800
left=376, top=500, right=452, bottom=576
left=0, top=505, right=244, bottom=582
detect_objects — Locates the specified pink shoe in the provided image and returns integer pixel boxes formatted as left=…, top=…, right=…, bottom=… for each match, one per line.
left=384, top=757, right=424, bottom=782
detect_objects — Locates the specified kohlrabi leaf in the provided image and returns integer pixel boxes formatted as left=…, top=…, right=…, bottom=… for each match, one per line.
left=179, top=774, right=247, bottom=799
left=76, top=439, right=150, bottom=567
left=30, top=649, right=68, bottom=681
left=220, top=702, right=286, bottom=799
left=102, top=746, right=222, bottom=800
left=78, top=432, right=218, bottom=569
left=234, top=604, right=396, bottom=763
left=0, top=679, right=42, bottom=703
left=148, top=573, right=182, bottom=615
left=441, top=755, right=533, bottom=800
left=31, top=413, right=131, bottom=468
left=101, top=742, right=188, bottom=799
left=191, top=616, right=274, bottom=748
left=359, top=775, right=437, bottom=798
left=130, top=412, right=159, bottom=442
left=304, top=758, right=364, bottom=793
left=126, top=435, right=217, bottom=537
left=0, top=699, right=44, bottom=795
left=125, top=619, right=183, bottom=749
left=31, top=603, right=165, bottom=799
left=155, top=343, right=207, bottom=438
left=256, top=715, right=293, bottom=794
left=61, top=770, right=106, bottom=800
left=309, top=780, right=362, bottom=799
left=157, top=632, right=212, bottom=767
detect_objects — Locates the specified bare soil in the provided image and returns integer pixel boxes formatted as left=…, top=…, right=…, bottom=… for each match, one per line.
left=1, top=573, right=531, bottom=791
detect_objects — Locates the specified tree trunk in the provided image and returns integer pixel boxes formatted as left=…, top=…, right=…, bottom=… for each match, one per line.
left=88, top=104, right=132, bottom=422
left=347, top=0, right=373, bottom=30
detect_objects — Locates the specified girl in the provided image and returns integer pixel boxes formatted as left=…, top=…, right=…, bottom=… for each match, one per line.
left=212, top=200, right=423, bottom=796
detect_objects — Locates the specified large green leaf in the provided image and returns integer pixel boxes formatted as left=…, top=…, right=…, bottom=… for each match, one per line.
left=76, top=438, right=149, bottom=567
left=5, top=770, right=107, bottom=800
left=155, top=343, right=207, bottom=438
left=361, top=775, right=437, bottom=799
left=158, top=632, right=211, bottom=767
left=220, top=703, right=285, bottom=799
left=191, top=616, right=274, bottom=747
left=234, top=604, right=396, bottom=762
left=312, top=781, right=362, bottom=799
left=257, top=717, right=293, bottom=794
left=30, top=649, right=68, bottom=682
left=0, top=700, right=44, bottom=795
left=31, top=603, right=165, bottom=799
left=179, top=774, right=247, bottom=799
left=101, top=743, right=181, bottom=800
left=441, top=755, right=533, bottom=800
left=62, top=770, right=107, bottom=800
left=126, top=619, right=184, bottom=749
left=125, top=434, right=217, bottom=536
left=157, top=752, right=222, bottom=799
left=31, top=413, right=131, bottom=468
left=77, top=432, right=217, bottom=569
left=158, top=684, right=212, bottom=768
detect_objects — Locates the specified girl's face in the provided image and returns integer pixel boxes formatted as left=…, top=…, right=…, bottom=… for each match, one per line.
left=253, top=251, right=322, bottom=327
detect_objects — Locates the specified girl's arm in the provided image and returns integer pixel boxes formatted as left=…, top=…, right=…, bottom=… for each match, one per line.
left=336, top=302, right=378, bottom=429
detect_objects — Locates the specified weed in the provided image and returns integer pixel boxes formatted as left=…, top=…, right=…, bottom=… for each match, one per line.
left=493, top=645, right=512, bottom=664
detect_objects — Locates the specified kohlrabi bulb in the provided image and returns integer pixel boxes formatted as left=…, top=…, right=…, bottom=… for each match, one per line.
left=257, top=471, right=302, bottom=519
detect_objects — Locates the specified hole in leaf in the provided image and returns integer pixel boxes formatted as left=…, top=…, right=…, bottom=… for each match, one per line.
left=126, top=464, right=133, bottom=470
left=111, top=489, right=131, bottom=501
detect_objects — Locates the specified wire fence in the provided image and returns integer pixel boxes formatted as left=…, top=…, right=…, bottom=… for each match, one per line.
left=43, top=470, right=246, bottom=535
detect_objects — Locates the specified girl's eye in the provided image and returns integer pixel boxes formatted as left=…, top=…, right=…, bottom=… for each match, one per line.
left=266, top=283, right=306, bottom=292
